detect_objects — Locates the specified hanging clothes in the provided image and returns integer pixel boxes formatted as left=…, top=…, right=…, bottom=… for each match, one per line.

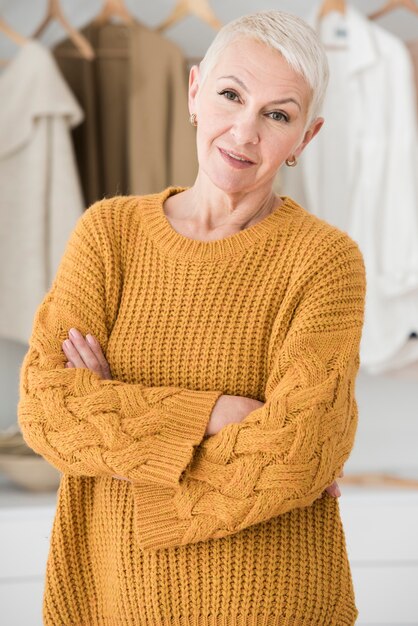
left=282, top=2, right=418, bottom=375
left=407, top=39, right=418, bottom=111
left=54, top=21, right=198, bottom=205
left=0, top=40, right=84, bottom=345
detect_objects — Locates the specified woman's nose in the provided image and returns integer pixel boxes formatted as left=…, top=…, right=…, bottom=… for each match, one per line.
left=230, top=114, right=260, bottom=145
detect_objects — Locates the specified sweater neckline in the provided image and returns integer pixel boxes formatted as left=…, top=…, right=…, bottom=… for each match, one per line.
left=139, top=186, right=299, bottom=262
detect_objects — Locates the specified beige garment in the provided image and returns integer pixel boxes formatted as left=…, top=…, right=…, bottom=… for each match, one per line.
left=407, top=40, right=418, bottom=112
left=0, top=41, right=84, bottom=344
left=54, top=21, right=198, bottom=205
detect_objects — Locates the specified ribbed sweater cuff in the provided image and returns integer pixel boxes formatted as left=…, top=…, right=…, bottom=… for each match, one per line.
left=117, top=387, right=223, bottom=488
left=132, top=483, right=190, bottom=551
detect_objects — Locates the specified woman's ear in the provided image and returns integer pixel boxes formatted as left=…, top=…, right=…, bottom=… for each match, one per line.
left=188, top=64, right=200, bottom=115
left=293, top=117, right=325, bottom=159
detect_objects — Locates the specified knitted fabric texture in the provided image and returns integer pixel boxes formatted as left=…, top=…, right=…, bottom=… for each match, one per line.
left=18, top=185, right=366, bottom=626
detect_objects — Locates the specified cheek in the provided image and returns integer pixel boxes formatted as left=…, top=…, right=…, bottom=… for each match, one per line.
left=202, top=98, right=229, bottom=123
left=261, top=134, right=290, bottom=166
left=267, top=128, right=301, bottom=158
left=196, top=113, right=230, bottom=150
left=196, top=95, right=239, bottom=140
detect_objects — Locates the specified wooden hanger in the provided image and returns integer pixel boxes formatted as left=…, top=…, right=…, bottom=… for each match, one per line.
left=156, top=0, right=222, bottom=33
left=317, top=0, right=348, bottom=50
left=92, top=0, right=138, bottom=26
left=0, top=18, right=29, bottom=65
left=318, top=0, right=346, bottom=19
left=32, top=0, right=95, bottom=60
left=0, top=18, right=28, bottom=46
left=369, top=0, right=418, bottom=19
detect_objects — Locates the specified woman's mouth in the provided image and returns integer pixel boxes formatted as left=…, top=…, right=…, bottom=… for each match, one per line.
left=218, top=147, right=255, bottom=169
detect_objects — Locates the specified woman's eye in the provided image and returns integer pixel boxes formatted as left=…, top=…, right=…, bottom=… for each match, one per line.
left=218, top=89, right=239, bottom=101
left=268, top=111, right=289, bottom=123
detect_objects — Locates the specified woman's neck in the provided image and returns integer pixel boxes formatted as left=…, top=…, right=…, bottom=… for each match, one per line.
left=165, top=174, right=281, bottom=236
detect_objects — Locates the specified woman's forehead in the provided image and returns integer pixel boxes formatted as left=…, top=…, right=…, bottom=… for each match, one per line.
left=210, top=38, right=303, bottom=82
left=208, top=41, right=309, bottom=97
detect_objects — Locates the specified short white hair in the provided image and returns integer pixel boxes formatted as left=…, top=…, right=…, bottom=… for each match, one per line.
left=199, top=10, right=329, bottom=130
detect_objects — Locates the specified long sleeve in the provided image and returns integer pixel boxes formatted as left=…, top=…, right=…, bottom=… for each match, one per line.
left=17, top=201, right=222, bottom=485
left=133, top=236, right=367, bottom=551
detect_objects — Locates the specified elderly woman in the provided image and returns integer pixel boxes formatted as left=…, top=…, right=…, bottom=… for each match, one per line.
left=18, top=9, right=366, bottom=626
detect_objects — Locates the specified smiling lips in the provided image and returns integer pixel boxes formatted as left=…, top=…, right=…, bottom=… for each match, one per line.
left=218, top=147, right=256, bottom=168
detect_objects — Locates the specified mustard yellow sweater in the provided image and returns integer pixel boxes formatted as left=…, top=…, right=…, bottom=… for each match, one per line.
left=18, top=185, right=366, bottom=626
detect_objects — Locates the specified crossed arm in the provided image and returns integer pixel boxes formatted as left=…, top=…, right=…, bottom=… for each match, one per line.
left=62, top=326, right=344, bottom=498
left=19, top=204, right=363, bottom=551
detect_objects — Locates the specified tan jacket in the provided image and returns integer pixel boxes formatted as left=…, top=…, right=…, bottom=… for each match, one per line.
left=54, top=21, right=197, bottom=205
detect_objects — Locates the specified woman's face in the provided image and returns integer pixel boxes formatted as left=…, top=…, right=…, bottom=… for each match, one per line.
left=189, top=37, right=323, bottom=195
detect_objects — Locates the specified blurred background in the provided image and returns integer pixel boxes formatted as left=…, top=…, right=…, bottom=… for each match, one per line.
left=0, top=1, right=417, bottom=624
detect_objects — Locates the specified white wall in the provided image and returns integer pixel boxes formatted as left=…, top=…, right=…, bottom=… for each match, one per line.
left=0, top=0, right=417, bottom=477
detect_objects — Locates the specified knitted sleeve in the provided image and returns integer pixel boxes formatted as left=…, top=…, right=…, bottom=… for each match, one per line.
left=132, top=238, right=367, bottom=551
left=17, top=202, right=222, bottom=486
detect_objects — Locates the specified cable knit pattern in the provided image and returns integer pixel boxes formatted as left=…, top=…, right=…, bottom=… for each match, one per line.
left=18, top=186, right=366, bottom=625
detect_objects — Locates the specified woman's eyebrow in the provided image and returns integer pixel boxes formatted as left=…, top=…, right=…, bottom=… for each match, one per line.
left=218, top=75, right=250, bottom=91
left=217, top=75, right=301, bottom=110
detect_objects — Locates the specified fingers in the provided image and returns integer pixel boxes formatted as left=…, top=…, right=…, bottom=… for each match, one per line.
left=62, top=335, right=89, bottom=369
left=324, top=480, right=341, bottom=498
left=62, top=328, right=110, bottom=378
left=85, top=334, right=112, bottom=379
left=321, top=468, right=345, bottom=499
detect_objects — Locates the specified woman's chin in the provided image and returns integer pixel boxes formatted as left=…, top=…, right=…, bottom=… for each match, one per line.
left=204, top=170, right=257, bottom=195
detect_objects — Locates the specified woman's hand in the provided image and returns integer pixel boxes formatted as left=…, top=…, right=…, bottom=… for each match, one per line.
left=59, top=354, right=343, bottom=493
left=206, top=395, right=343, bottom=498
left=62, top=328, right=124, bottom=481
left=324, top=469, right=343, bottom=498
left=62, top=327, right=112, bottom=380
left=205, top=394, right=264, bottom=437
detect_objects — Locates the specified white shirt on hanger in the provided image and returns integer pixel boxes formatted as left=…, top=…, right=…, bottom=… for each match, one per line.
left=0, top=40, right=84, bottom=344
left=282, top=2, right=418, bottom=375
